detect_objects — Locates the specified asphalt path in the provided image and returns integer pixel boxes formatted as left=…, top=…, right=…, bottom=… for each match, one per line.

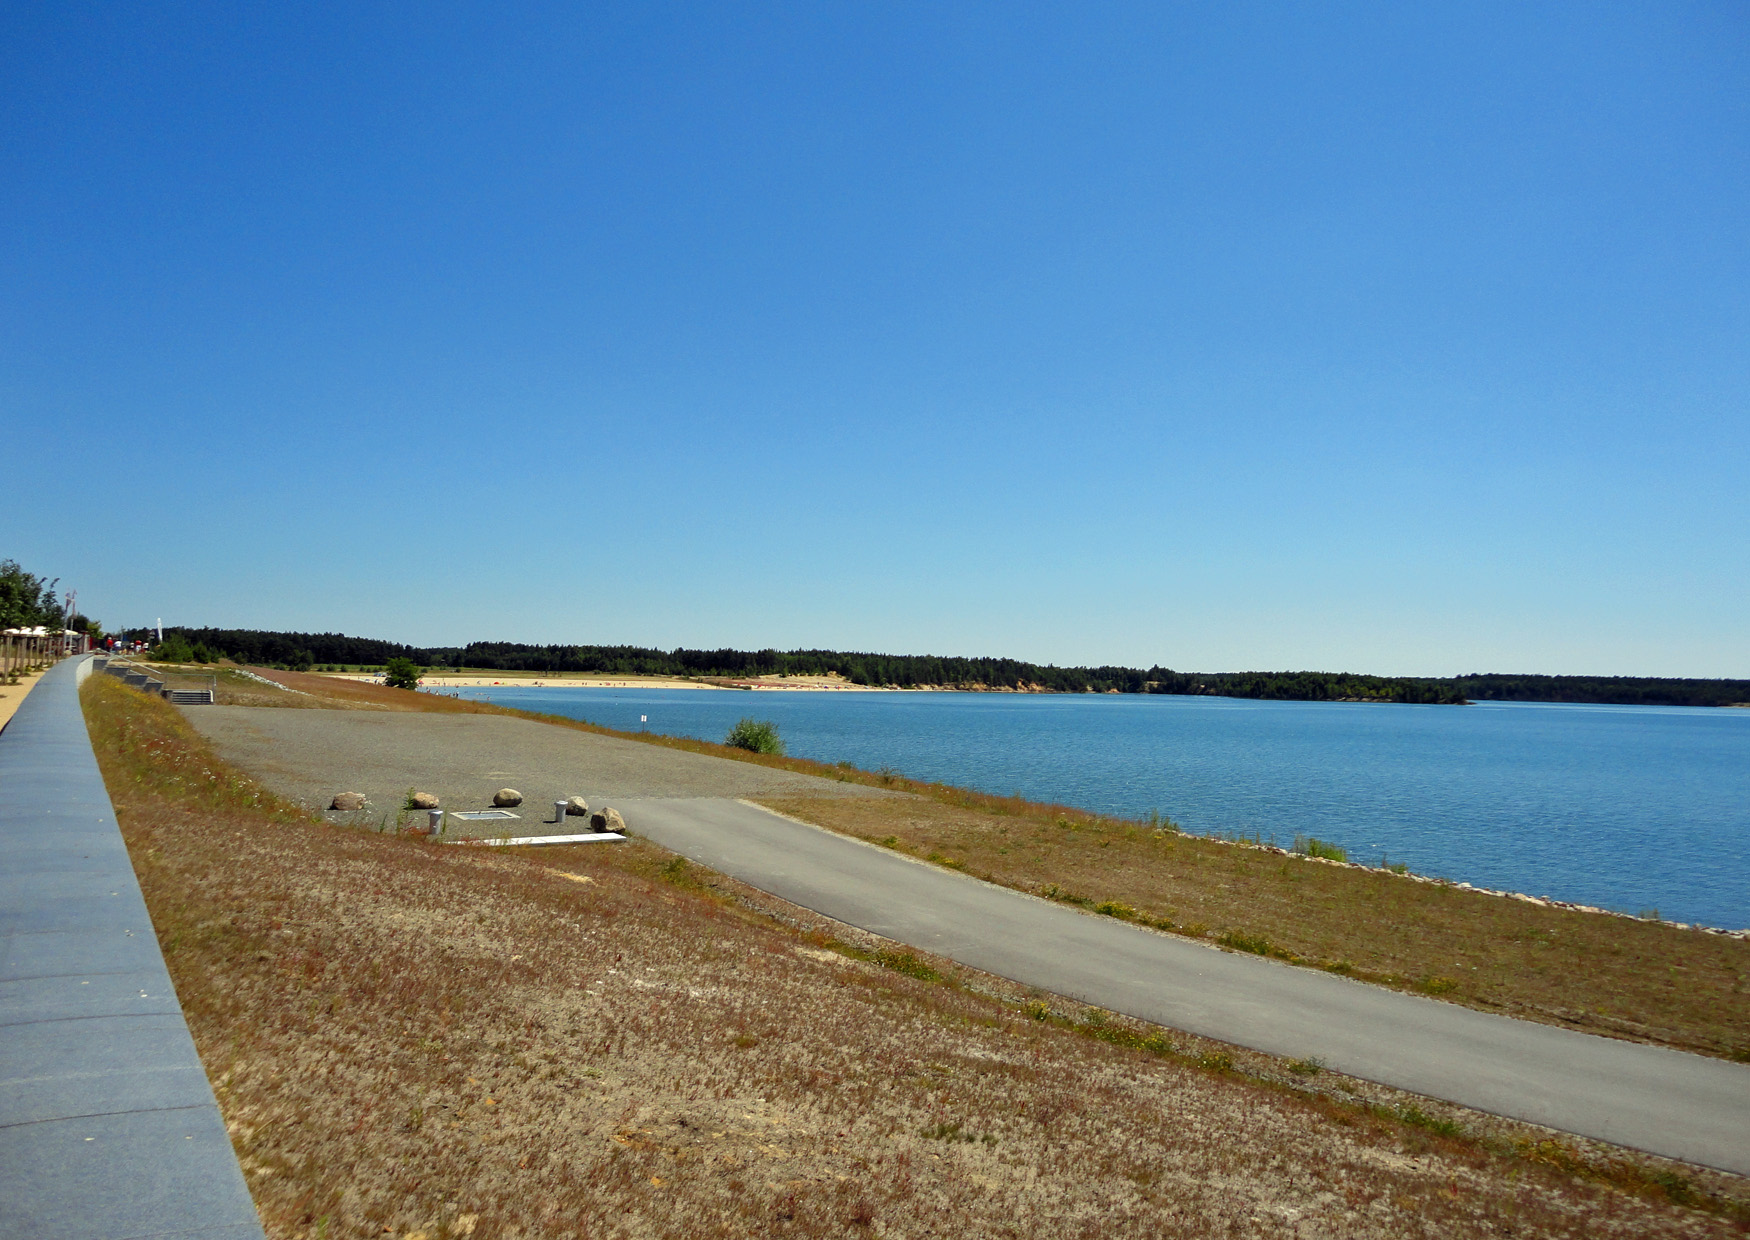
left=623, top=796, right=1750, bottom=1176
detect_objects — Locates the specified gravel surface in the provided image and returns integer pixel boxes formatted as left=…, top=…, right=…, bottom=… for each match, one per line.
left=182, top=706, right=891, bottom=832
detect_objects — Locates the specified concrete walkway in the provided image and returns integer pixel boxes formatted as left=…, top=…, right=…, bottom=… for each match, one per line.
left=623, top=796, right=1750, bottom=1177
left=0, top=659, right=265, bottom=1239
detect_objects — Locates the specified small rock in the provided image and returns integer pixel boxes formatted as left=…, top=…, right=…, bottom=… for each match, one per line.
left=330, top=792, right=367, bottom=812
left=590, top=806, right=626, bottom=834
left=493, top=788, right=523, bottom=807
left=564, top=795, right=590, bottom=817
left=408, top=791, right=440, bottom=809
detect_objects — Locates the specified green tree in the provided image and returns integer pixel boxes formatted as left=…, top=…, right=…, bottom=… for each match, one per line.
left=384, top=656, right=422, bottom=690
left=151, top=634, right=196, bottom=662
left=0, top=560, right=63, bottom=630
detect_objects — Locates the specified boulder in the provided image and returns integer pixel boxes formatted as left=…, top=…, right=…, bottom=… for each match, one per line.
left=493, top=788, right=523, bottom=807
left=590, top=806, right=627, bottom=834
left=564, top=795, right=590, bottom=817
left=408, top=791, right=440, bottom=809
left=330, top=792, right=367, bottom=812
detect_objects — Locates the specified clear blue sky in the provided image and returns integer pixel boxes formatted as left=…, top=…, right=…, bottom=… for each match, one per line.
left=4, top=3, right=1745, bottom=677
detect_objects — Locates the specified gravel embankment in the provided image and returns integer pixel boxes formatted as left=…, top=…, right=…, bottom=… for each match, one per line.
left=182, top=706, right=892, bottom=831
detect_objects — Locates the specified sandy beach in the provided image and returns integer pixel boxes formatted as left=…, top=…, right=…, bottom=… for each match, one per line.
left=320, top=671, right=893, bottom=692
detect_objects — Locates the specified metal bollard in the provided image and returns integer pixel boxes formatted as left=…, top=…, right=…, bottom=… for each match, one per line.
left=554, top=800, right=568, bottom=825
left=428, top=808, right=444, bottom=836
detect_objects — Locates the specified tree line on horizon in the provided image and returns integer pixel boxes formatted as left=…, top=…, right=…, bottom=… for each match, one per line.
left=123, top=626, right=1750, bottom=708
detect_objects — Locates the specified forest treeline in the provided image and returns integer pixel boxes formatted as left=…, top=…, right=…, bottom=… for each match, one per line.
left=125, top=627, right=1750, bottom=708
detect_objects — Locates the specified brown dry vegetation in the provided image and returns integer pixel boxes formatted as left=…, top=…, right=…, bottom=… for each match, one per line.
left=183, top=663, right=1750, bottom=1062
left=759, top=795, right=1750, bottom=1062
left=85, top=677, right=1750, bottom=1238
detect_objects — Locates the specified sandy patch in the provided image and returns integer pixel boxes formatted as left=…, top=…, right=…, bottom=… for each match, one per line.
left=0, top=664, right=53, bottom=733
left=321, top=672, right=902, bottom=692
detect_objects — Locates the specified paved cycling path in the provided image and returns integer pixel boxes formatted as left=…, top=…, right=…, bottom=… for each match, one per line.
left=181, top=705, right=1750, bottom=1176
left=622, top=796, right=1750, bottom=1176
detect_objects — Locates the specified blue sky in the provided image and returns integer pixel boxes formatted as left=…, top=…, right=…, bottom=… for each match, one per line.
left=4, top=2, right=1746, bottom=676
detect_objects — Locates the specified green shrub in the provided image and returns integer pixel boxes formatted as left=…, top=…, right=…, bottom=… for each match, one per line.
left=1293, top=835, right=1347, bottom=862
left=724, top=717, right=784, bottom=755
left=151, top=634, right=196, bottom=663
left=384, top=656, right=422, bottom=690
left=1218, top=929, right=1277, bottom=956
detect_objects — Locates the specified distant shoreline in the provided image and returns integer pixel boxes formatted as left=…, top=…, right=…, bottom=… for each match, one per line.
left=327, top=673, right=913, bottom=693
left=313, top=672, right=1750, bottom=706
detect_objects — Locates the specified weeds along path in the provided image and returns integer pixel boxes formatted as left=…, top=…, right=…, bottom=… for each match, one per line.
left=80, top=675, right=1748, bottom=1238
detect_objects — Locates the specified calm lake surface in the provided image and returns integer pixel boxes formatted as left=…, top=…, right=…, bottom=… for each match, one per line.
left=456, top=686, right=1750, bottom=929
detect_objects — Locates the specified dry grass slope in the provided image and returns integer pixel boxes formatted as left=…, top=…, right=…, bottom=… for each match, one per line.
left=82, top=674, right=1750, bottom=1238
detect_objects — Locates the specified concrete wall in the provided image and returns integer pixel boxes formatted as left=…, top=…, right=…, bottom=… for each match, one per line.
left=0, top=657, right=265, bottom=1239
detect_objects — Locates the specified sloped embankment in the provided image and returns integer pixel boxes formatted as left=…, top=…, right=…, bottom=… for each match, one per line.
left=83, top=674, right=1747, bottom=1238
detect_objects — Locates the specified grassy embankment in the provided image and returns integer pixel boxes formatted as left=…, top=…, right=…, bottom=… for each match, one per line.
left=183, top=662, right=1750, bottom=1064
left=84, top=672, right=1750, bottom=1238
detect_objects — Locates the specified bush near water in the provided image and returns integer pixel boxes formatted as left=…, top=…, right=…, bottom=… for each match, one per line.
left=725, top=717, right=784, bottom=755
left=383, top=656, right=421, bottom=690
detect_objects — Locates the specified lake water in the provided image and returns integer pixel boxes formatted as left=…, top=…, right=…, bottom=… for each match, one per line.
left=454, top=685, right=1750, bottom=930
